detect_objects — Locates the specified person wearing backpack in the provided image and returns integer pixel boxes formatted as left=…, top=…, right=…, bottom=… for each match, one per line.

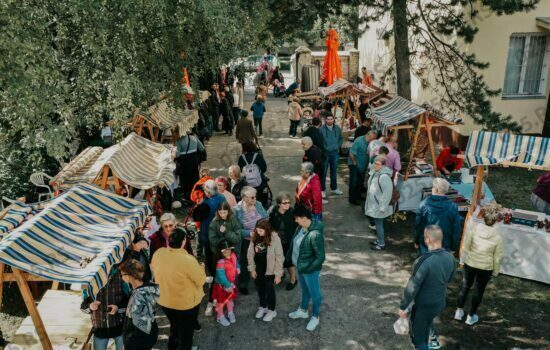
left=238, top=142, right=268, bottom=207
left=364, top=155, right=394, bottom=251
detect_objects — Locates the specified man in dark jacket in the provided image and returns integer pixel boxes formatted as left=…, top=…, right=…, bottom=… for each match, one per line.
left=415, top=178, right=462, bottom=254
left=209, top=82, right=221, bottom=131
left=301, top=136, right=325, bottom=182
left=399, top=225, right=456, bottom=350
left=235, top=111, right=258, bottom=152
left=303, top=117, right=325, bottom=151
left=319, top=115, right=343, bottom=196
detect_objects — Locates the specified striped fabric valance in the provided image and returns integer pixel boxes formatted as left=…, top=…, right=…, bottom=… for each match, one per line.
left=318, top=79, right=377, bottom=97
left=0, top=183, right=150, bottom=297
left=465, top=131, right=550, bottom=168
left=52, top=133, right=176, bottom=190
left=367, top=96, right=426, bottom=133
left=0, top=203, right=32, bottom=237
left=145, top=100, right=198, bottom=133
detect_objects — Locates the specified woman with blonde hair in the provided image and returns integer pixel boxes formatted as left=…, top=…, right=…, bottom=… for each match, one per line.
left=228, top=165, right=248, bottom=203
left=455, top=203, right=503, bottom=326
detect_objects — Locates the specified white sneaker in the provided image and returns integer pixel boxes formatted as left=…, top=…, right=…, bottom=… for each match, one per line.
left=255, top=307, right=268, bottom=319
left=205, top=302, right=214, bottom=316
left=454, top=308, right=464, bottom=321
left=322, top=191, right=327, bottom=199
left=331, top=189, right=343, bottom=195
left=227, top=312, right=236, bottom=323
left=306, top=316, right=320, bottom=331
left=205, top=276, right=214, bottom=284
left=288, top=308, right=309, bottom=319
left=322, top=199, right=329, bottom=204
left=263, top=310, right=277, bottom=322
left=465, top=314, right=479, bottom=326
left=217, top=315, right=230, bottom=327
left=368, top=223, right=376, bottom=230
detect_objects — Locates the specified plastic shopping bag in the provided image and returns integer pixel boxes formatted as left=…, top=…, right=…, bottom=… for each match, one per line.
left=393, top=317, right=409, bottom=335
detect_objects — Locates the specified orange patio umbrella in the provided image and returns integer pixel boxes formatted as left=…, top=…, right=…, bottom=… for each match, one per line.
left=320, top=28, right=343, bottom=86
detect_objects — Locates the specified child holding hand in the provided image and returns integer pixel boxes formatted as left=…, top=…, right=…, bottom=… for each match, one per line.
left=212, top=241, right=240, bottom=326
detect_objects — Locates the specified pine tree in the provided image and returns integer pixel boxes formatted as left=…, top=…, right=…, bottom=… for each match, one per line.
left=361, top=0, right=539, bottom=132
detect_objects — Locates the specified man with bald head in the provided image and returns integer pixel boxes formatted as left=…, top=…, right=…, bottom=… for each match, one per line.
left=301, top=136, right=325, bottom=184
left=399, top=225, right=456, bottom=350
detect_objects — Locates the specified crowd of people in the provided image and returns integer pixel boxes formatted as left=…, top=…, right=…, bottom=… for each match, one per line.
left=81, top=77, right=518, bottom=350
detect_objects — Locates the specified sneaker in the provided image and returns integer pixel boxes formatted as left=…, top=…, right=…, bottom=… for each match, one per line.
left=465, top=314, right=479, bottom=326
left=322, top=199, right=329, bottom=204
left=205, top=302, right=214, bottom=316
left=331, top=189, right=343, bottom=195
left=368, top=223, right=376, bottom=230
left=263, top=310, right=277, bottom=322
left=205, top=276, right=214, bottom=284
left=306, top=316, right=320, bottom=331
left=322, top=191, right=327, bottom=199
left=227, top=312, right=236, bottom=323
left=428, top=339, right=441, bottom=350
left=454, top=308, right=464, bottom=321
left=288, top=308, right=309, bottom=319
left=255, top=307, right=268, bottom=319
left=285, top=281, right=297, bottom=291
left=369, top=240, right=380, bottom=246
left=372, top=244, right=386, bottom=251
left=217, top=315, right=230, bottom=327
left=194, top=322, right=202, bottom=333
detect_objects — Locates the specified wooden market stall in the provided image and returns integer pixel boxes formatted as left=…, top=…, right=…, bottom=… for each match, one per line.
left=367, top=96, right=463, bottom=180
left=0, top=183, right=150, bottom=349
left=461, top=130, right=550, bottom=283
left=49, top=132, right=176, bottom=201
left=131, top=99, right=198, bottom=144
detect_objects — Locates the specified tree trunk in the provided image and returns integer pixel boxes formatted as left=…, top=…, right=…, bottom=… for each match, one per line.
left=392, top=0, right=412, bottom=100
left=543, top=92, right=550, bottom=137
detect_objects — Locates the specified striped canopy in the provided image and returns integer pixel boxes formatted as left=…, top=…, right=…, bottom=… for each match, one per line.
left=465, top=131, right=550, bottom=168
left=318, top=79, right=377, bottom=97
left=367, top=96, right=426, bottom=133
left=0, top=183, right=150, bottom=297
left=51, top=133, right=176, bottom=190
left=145, top=100, right=198, bottom=133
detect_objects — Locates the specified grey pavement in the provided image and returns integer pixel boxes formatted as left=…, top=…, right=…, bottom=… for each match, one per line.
left=155, top=90, right=413, bottom=350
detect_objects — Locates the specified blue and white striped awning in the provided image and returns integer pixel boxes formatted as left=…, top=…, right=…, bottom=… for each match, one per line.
left=367, top=96, right=426, bottom=133
left=465, top=131, right=550, bottom=168
left=0, top=183, right=150, bottom=297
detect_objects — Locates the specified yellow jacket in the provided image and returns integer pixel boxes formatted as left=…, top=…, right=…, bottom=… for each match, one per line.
left=151, top=247, right=206, bottom=310
left=461, top=222, right=503, bottom=275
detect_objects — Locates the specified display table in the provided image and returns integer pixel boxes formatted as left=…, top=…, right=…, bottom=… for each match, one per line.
left=397, top=173, right=494, bottom=212
left=468, top=213, right=550, bottom=284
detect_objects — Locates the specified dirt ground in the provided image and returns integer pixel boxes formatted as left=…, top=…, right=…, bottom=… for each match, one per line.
left=1, top=88, right=549, bottom=349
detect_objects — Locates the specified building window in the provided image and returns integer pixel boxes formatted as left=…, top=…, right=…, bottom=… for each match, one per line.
left=503, top=33, right=549, bottom=97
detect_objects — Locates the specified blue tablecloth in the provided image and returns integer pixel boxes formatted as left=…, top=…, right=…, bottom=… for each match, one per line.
left=450, top=182, right=495, bottom=205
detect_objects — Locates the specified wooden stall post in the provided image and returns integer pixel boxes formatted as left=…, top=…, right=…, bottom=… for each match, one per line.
left=99, top=165, right=110, bottom=189
left=13, top=268, right=53, bottom=350
left=404, top=114, right=424, bottom=181
left=458, top=165, right=485, bottom=258
left=425, top=117, right=439, bottom=178
left=0, top=262, right=4, bottom=311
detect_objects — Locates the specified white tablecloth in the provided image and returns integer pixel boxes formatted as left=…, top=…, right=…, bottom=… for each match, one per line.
left=469, top=216, right=550, bottom=284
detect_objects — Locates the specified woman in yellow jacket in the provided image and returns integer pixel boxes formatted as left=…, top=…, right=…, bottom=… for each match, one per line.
left=151, top=228, right=206, bottom=350
left=455, top=204, right=503, bottom=326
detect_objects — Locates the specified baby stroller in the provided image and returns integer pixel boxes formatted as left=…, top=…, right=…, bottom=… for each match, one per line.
left=272, top=79, right=286, bottom=97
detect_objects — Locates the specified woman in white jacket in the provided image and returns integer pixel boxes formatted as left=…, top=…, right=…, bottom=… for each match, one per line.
left=364, top=156, right=394, bottom=251
left=455, top=204, right=503, bottom=326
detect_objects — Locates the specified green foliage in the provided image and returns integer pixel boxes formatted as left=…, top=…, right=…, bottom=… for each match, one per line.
left=0, top=0, right=268, bottom=198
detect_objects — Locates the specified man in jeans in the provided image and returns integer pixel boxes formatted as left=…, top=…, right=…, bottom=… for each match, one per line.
left=152, top=229, right=206, bottom=350
left=348, top=131, right=375, bottom=205
left=319, top=115, right=343, bottom=198
left=399, top=225, right=456, bottom=350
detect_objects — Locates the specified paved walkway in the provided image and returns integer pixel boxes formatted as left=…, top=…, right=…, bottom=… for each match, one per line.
left=153, top=90, right=414, bottom=350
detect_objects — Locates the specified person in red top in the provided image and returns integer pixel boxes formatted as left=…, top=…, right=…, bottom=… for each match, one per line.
left=295, top=162, right=323, bottom=221
left=436, top=146, right=463, bottom=175
left=149, top=213, right=193, bottom=259
left=190, top=168, right=213, bottom=205
left=531, top=172, right=550, bottom=215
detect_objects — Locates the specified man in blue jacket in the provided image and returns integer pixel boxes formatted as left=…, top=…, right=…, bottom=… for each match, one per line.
left=319, top=115, right=343, bottom=198
left=415, top=178, right=462, bottom=254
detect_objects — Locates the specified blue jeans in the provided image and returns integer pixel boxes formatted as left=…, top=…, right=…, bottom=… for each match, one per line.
left=322, top=152, right=339, bottom=191
left=298, top=270, right=323, bottom=317
left=312, top=213, right=323, bottom=222
left=348, top=164, right=365, bottom=202
left=374, top=218, right=385, bottom=246
left=93, top=335, right=123, bottom=350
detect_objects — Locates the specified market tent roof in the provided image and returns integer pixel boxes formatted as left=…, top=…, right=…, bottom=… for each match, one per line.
left=0, top=183, right=150, bottom=296
left=317, top=79, right=377, bottom=97
left=367, top=96, right=426, bottom=133
left=51, top=133, right=176, bottom=190
left=465, top=130, right=550, bottom=168
left=144, top=100, right=198, bottom=133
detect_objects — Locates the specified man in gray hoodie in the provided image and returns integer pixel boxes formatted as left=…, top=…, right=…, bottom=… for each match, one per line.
left=319, top=115, right=343, bottom=197
left=399, top=225, right=456, bottom=350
